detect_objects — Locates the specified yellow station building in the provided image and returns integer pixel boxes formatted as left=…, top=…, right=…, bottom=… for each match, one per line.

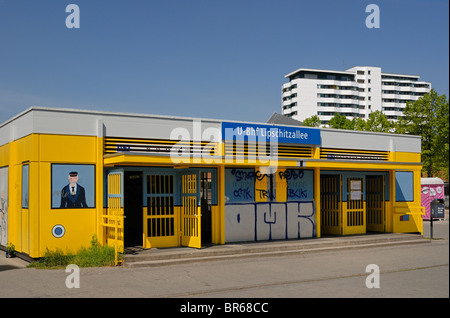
left=0, top=107, right=424, bottom=260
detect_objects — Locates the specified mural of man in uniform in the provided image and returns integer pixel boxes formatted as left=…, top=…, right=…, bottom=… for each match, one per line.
left=60, top=171, right=88, bottom=208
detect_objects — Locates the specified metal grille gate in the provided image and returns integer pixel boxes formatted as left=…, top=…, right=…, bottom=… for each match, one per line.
left=366, top=175, right=385, bottom=232
left=102, top=171, right=124, bottom=265
left=143, top=173, right=177, bottom=248
left=344, top=177, right=366, bottom=235
left=181, top=172, right=201, bottom=248
left=320, top=175, right=373, bottom=235
left=320, top=175, right=342, bottom=235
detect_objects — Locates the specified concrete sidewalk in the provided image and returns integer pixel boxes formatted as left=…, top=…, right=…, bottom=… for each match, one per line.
left=123, top=232, right=429, bottom=268
left=0, top=231, right=435, bottom=270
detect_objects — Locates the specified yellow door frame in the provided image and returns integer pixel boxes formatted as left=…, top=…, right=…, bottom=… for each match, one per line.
left=180, top=172, right=201, bottom=248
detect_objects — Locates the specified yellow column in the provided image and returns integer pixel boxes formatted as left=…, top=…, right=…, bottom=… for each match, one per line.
left=312, top=146, right=320, bottom=160
left=28, top=135, right=40, bottom=257
left=275, top=168, right=287, bottom=202
left=213, top=165, right=225, bottom=244
left=8, top=140, right=20, bottom=252
left=96, top=136, right=105, bottom=245
left=312, top=146, right=321, bottom=238
left=254, top=167, right=268, bottom=202
left=413, top=168, right=424, bottom=235
left=314, top=167, right=321, bottom=238
left=386, top=170, right=395, bottom=233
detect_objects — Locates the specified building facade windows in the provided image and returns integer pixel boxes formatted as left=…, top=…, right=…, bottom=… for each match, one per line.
left=281, top=66, right=431, bottom=125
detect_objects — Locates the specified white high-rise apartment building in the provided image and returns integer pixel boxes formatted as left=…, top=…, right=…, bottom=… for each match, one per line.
left=281, top=66, right=431, bottom=125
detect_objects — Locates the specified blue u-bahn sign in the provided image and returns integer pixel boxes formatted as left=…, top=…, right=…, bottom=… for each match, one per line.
left=221, top=122, right=321, bottom=146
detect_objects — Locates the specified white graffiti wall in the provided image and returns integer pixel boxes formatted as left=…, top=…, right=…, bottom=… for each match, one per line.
left=224, top=168, right=316, bottom=243
left=225, top=201, right=316, bottom=242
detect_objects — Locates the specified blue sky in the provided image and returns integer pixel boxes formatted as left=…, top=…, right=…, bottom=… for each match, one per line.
left=0, top=0, right=448, bottom=124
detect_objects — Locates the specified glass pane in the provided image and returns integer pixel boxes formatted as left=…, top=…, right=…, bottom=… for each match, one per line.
left=22, top=165, right=29, bottom=209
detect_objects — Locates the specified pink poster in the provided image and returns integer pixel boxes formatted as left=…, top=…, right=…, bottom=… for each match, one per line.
left=421, top=178, right=444, bottom=219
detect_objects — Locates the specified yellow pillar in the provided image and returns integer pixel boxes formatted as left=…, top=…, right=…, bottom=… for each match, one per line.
left=314, top=167, right=321, bottom=238
left=386, top=170, right=395, bottom=233
left=312, top=146, right=320, bottom=160
left=312, top=146, right=322, bottom=238
left=213, top=165, right=225, bottom=244
left=413, top=168, right=424, bottom=235
left=255, top=167, right=268, bottom=202
left=96, top=136, right=105, bottom=245
left=275, top=168, right=287, bottom=202
left=8, top=140, right=20, bottom=252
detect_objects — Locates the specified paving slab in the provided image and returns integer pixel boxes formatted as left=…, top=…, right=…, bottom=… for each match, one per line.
left=123, top=233, right=429, bottom=268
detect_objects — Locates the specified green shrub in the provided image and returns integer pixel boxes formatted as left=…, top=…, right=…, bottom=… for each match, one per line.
left=28, top=248, right=74, bottom=269
left=28, top=235, right=118, bottom=269
left=72, top=243, right=116, bottom=267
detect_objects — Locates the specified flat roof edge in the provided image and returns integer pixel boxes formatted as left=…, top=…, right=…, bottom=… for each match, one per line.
left=381, top=72, right=421, bottom=78
left=0, top=107, right=34, bottom=129
left=0, top=106, right=422, bottom=145
left=26, top=106, right=222, bottom=124
left=285, top=68, right=355, bottom=78
left=320, top=126, right=422, bottom=139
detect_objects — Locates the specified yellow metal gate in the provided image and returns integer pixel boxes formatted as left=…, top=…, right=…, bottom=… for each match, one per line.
left=181, top=172, right=201, bottom=248
left=321, top=175, right=369, bottom=236
left=320, top=175, right=342, bottom=235
left=102, top=170, right=124, bottom=265
left=366, top=175, right=385, bottom=232
left=343, top=177, right=366, bottom=235
left=143, top=173, right=178, bottom=248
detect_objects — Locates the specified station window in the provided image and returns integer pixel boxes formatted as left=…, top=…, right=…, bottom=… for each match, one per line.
left=395, top=171, right=414, bottom=202
left=22, top=164, right=29, bottom=209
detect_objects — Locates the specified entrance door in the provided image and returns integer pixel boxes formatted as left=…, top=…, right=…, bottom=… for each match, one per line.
left=143, top=173, right=177, bottom=248
left=343, top=177, right=366, bottom=235
left=366, top=175, right=385, bottom=232
left=320, top=175, right=342, bottom=235
left=124, top=171, right=143, bottom=247
left=200, top=171, right=213, bottom=244
left=181, top=171, right=201, bottom=248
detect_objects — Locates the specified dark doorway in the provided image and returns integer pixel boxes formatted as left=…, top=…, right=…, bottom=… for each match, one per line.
left=200, top=171, right=212, bottom=244
left=124, top=171, right=143, bottom=247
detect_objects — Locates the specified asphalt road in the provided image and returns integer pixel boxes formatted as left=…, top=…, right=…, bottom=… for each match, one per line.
left=0, top=220, right=448, bottom=302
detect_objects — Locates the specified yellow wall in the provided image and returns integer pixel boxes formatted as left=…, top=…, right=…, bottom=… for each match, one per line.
left=2, top=134, right=102, bottom=258
left=0, top=143, right=10, bottom=166
left=390, top=151, right=421, bottom=163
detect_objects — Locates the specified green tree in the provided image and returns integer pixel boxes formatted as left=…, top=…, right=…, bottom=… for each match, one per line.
left=435, top=94, right=449, bottom=179
left=302, top=115, right=321, bottom=127
left=397, top=89, right=449, bottom=178
left=364, top=110, right=393, bottom=133
left=351, top=117, right=367, bottom=131
left=328, top=113, right=354, bottom=130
